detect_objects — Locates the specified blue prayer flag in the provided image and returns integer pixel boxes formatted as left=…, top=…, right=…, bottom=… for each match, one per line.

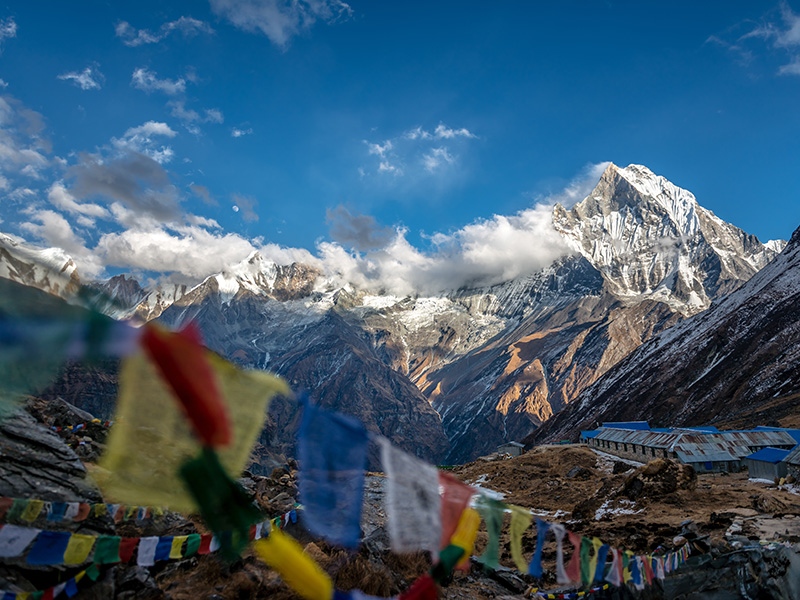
left=298, top=398, right=368, bottom=549
left=155, top=536, right=173, bottom=562
left=529, top=519, right=551, bottom=577
left=27, top=530, right=71, bottom=565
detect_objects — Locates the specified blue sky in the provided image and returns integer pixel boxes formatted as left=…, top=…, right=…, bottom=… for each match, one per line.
left=1, top=1, right=799, bottom=289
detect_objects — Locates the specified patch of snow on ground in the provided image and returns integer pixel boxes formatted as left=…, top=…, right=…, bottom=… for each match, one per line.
left=594, top=499, right=642, bottom=521
left=591, top=448, right=644, bottom=473
left=749, top=478, right=776, bottom=485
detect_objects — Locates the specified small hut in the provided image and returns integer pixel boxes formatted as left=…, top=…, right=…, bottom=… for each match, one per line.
left=743, top=447, right=790, bottom=481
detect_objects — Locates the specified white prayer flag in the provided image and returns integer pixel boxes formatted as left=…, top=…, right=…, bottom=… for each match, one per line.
left=0, top=525, right=40, bottom=558
left=378, top=437, right=441, bottom=554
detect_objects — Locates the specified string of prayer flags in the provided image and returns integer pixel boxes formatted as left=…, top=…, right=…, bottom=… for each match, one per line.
left=98, top=346, right=287, bottom=512
left=298, top=397, right=368, bottom=549
left=437, top=473, right=474, bottom=551
left=253, top=526, right=334, bottom=600
left=379, top=437, right=441, bottom=554
left=508, top=505, right=532, bottom=573
left=140, top=323, right=230, bottom=447
left=475, top=495, right=505, bottom=570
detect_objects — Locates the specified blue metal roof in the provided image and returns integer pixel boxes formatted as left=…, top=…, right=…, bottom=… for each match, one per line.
left=683, top=426, right=720, bottom=433
left=601, top=421, right=650, bottom=430
left=745, top=447, right=791, bottom=464
left=580, top=430, right=600, bottom=439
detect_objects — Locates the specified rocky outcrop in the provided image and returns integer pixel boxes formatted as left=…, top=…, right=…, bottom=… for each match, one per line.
left=0, top=408, right=101, bottom=501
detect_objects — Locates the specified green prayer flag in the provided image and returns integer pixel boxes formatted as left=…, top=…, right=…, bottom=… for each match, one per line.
left=476, top=496, right=505, bottom=570
left=185, top=533, right=202, bottom=557
left=432, top=544, right=466, bottom=584
left=579, top=536, right=593, bottom=586
left=179, top=447, right=262, bottom=561
left=6, top=498, right=26, bottom=521
left=94, top=535, right=122, bottom=564
left=86, top=563, right=101, bottom=581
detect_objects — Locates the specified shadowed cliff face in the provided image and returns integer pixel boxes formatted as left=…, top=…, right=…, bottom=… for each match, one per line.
left=530, top=225, right=800, bottom=445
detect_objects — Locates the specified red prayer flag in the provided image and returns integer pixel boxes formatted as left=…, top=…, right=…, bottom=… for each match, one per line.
left=198, top=533, right=213, bottom=555
left=565, top=532, right=582, bottom=583
left=399, top=574, right=438, bottom=600
left=74, top=503, right=91, bottom=521
left=438, top=472, right=474, bottom=550
left=141, top=322, right=231, bottom=447
left=0, top=497, right=12, bottom=520
left=119, top=537, right=139, bottom=563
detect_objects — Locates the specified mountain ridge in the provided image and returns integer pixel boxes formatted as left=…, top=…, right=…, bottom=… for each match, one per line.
left=3, top=163, right=787, bottom=463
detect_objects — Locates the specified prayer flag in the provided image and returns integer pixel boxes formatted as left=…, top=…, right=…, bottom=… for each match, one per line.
left=179, top=447, right=263, bottom=559
left=119, top=538, right=138, bottom=563
left=450, top=507, right=480, bottom=571
left=140, top=323, right=230, bottom=447
left=529, top=519, right=550, bottom=578
left=0, top=525, right=40, bottom=558
left=154, top=536, right=172, bottom=562
left=185, top=534, right=201, bottom=557
left=380, top=438, right=441, bottom=554
left=594, top=543, right=610, bottom=583
left=170, top=536, right=187, bottom=559
left=99, top=349, right=287, bottom=511
left=253, top=527, right=333, bottom=600
left=20, top=500, right=43, bottom=522
left=475, top=495, right=504, bottom=570
left=398, top=574, right=437, bottom=600
left=27, top=530, right=71, bottom=565
left=438, top=473, right=474, bottom=550
left=63, top=534, right=94, bottom=565
left=508, top=505, right=532, bottom=573
left=47, top=502, right=67, bottom=522
left=550, top=523, right=569, bottom=585
left=93, top=536, right=121, bottom=564
left=565, top=532, right=582, bottom=583
left=137, top=537, right=159, bottom=567
left=298, top=398, right=368, bottom=549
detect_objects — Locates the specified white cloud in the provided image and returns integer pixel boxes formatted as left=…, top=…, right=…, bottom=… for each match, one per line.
left=115, top=16, right=213, bottom=47
left=20, top=209, right=104, bottom=277
left=209, top=0, right=352, bottom=48
left=131, top=68, right=186, bottom=95
left=422, top=147, right=454, bottom=172
left=363, top=122, right=476, bottom=179
left=111, top=121, right=178, bottom=164
left=0, top=17, right=16, bottom=51
left=48, top=182, right=110, bottom=222
left=57, top=66, right=103, bottom=90
left=95, top=225, right=258, bottom=279
left=169, top=100, right=224, bottom=132
left=0, top=95, right=50, bottom=180
left=0, top=79, right=8, bottom=88
left=231, top=127, right=253, bottom=137
left=719, top=3, right=800, bottom=76
left=541, top=161, right=611, bottom=208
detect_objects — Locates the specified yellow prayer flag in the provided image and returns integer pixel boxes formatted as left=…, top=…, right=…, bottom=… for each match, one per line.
left=253, top=528, right=333, bottom=600
left=509, top=505, right=533, bottom=573
left=63, top=534, right=95, bottom=565
left=98, top=350, right=288, bottom=511
left=450, top=507, right=480, bottom=570
left=170, top=535, right=187, bottom=560
left=20, top=499, right=44, bottom=522
left=589, top=538, right=603, bottom=581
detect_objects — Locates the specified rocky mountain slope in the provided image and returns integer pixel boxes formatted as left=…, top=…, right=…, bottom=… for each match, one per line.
left=4, top=163, right=785, bottom=464
left=531, top=222, right=800, bottom=443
